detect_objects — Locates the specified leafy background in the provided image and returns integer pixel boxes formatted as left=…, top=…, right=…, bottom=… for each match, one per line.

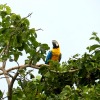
left=0, top=3, right=100, bottom=100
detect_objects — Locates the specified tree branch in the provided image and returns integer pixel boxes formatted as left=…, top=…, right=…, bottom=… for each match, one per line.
left=8, top=70, right=19, bottom=100
left=25, top=12, right=33, bottom=18
left=8, top=61, right=19, bottom=100
left=2, top=61, right=6, bottom=69
left=0, top=64, right=80, bottom=76
left=0, top=67, right=2, bottom=70
left=1, top=68, right=10, bottom=86
left=0, top=64, right=41, bottom=75
left=0, top=76, right=9, bottom=79
left=35, top=28, right=43, bottom=31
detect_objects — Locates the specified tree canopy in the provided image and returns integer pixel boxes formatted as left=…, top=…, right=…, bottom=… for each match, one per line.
left=0, top=4, right=100, bottom=100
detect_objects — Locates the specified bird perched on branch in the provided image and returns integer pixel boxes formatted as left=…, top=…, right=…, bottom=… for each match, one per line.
left=45, top=40, right=61, bottom=64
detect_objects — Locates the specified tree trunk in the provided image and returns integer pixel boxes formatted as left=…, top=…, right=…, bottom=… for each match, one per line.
left=8, top=85, right=12, bottom=100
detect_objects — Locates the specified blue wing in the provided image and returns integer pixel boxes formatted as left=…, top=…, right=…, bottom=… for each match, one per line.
left=45, top=51, right=52, bottom=64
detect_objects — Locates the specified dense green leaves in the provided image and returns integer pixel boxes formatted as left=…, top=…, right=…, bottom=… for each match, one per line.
left=0, top=4, right=49, bottom=62
left=12, top=32, right=100, bottom=100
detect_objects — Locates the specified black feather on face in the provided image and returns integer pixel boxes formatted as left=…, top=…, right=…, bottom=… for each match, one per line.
left=52, top=40, right=59, bottom=48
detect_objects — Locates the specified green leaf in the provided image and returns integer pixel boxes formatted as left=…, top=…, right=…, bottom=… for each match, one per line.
left=18, top=80, right=22, bottom=86
left=0, top=90, right=3, bottom=98
left=90, top=37, right=95, bottom=40
left=59, top=85, right=71, bottom=99
left=2, top=17, right=11, bottom=28
left=0, top=4, right=3, bottom=10
left=94, top=50, right=100, bottom=59
left=14, top=52, right=22, bottom=61
left=92, top=32, right=97, bottom=36
left=29, top=28, right=37, bottom=37
left=5, top=5, right=11, bottom=14
left=90, top=32, right=100, bottom=43
left=23, top=18, right=30, bottom=26
left=11, top=13, right=17, bottom=20
left=40, top=43, right=50, bottom=53
left=39, top=65, right=49, bottom=75
left=19, top=69, right=25, bottom=75
left=88, top=44, right=100, bottom=52
left=0, top=11, right=7, bottom=18
left=95, top=37, right=100, bottom=43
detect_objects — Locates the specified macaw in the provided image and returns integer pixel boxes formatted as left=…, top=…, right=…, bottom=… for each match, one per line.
left=45, top=40, right=61, bottom=64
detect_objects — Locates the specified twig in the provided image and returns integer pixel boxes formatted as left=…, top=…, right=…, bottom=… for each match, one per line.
left=0, top=76, right=9, bottom=79
left=25, top=12, right=33, bottom=18
left=35, top=28, right=43, bottom=31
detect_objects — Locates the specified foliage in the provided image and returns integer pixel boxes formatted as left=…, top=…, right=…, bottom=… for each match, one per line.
left=0, top=4, right=49, bottom=100
left=0, top=4, right=100, bottom=100
left=0, top=4, right=49, bottom=63
left=11, top=32, right=100, bottom=100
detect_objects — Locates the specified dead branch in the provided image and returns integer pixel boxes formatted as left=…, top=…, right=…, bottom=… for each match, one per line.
left=35, top=28, right=43, bottom=31
left=25, top=12, right=33, bottom=18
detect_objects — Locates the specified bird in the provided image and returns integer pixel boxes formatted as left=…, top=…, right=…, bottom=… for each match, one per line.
left=45, top=40, right=61, bottom=64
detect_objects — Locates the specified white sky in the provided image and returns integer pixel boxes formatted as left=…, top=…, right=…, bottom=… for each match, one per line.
left=0, top=0, right=100, bottom=98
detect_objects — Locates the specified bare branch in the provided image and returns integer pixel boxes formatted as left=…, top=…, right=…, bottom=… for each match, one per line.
left=2, top=68, right=10, bottom=86
left=7, top=73, right=14, bottom=79
left=0, top=64, right=80, bottom=75
left=0, top=64, right=41, bottom=75
left=35, top=28, right=43, bottom=31
left=0, top=76, right=9, bottom=79
left=25, top=12, right=33, bottom=18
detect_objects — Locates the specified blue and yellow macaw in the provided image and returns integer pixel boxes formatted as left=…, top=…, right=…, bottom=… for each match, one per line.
left=45, top=40, right=61, bottom=64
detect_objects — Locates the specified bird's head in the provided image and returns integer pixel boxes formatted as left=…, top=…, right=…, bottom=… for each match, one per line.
left=52, top=40, right=59, bottom=48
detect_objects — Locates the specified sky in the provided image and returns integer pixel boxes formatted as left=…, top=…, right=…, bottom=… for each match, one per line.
left=0, top=0, right=100, bottom=98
